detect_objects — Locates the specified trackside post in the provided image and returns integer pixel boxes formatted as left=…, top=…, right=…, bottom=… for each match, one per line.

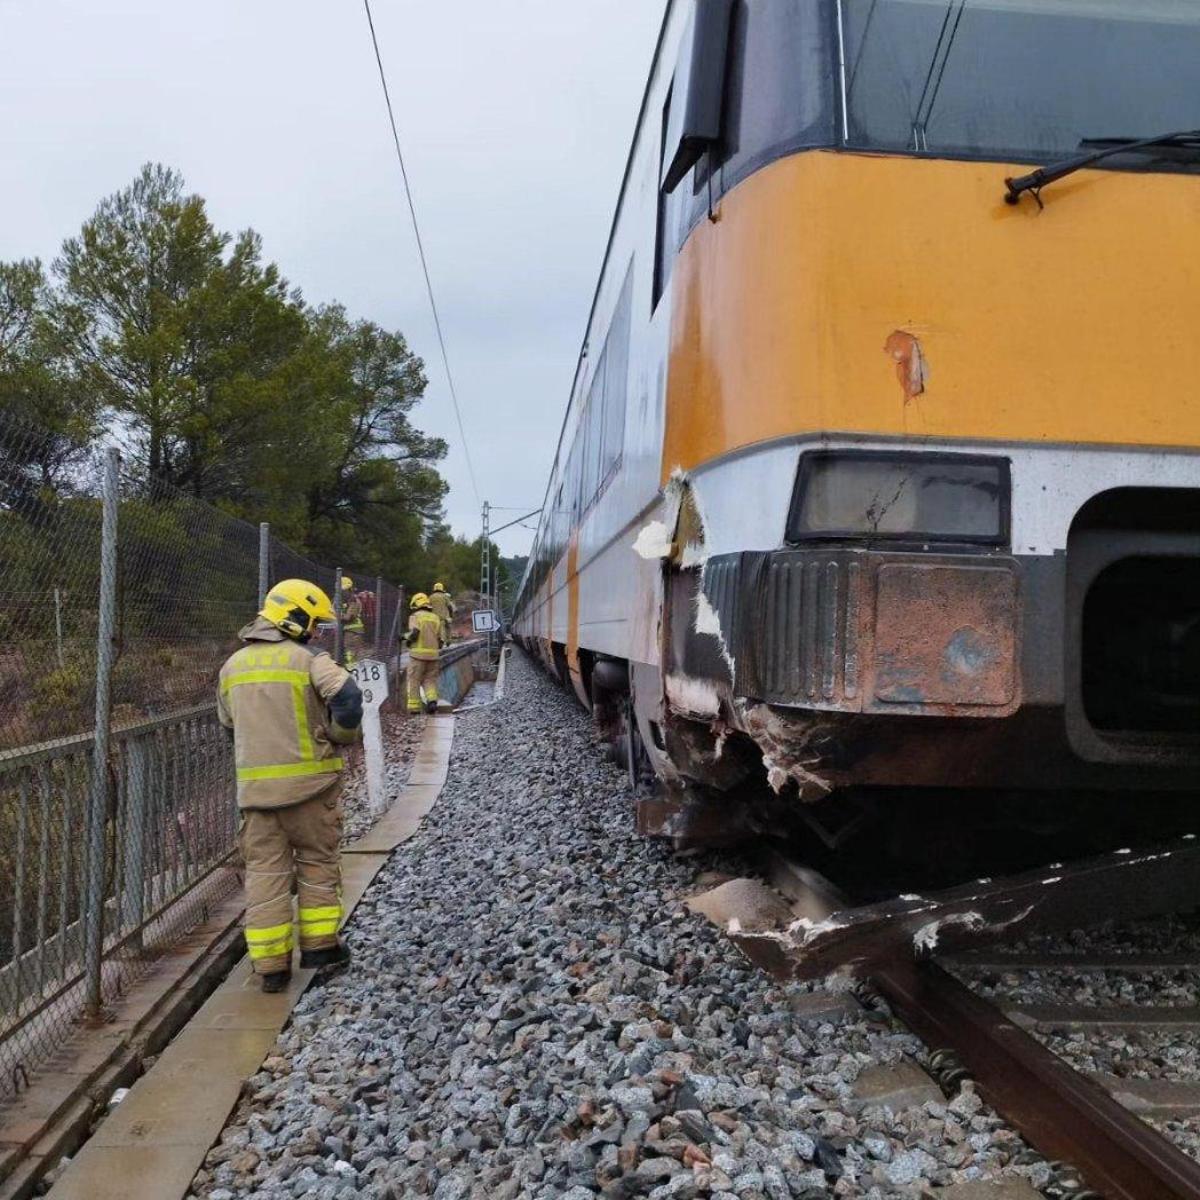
left=350, top=659, right=389, bottom=814
left=83, top=447, right=119, bottom=1019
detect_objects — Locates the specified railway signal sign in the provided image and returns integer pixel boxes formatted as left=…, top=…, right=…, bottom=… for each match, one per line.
left=472, top=609, right=497, bottom=634
left=349, top=658, right=389, bottom=708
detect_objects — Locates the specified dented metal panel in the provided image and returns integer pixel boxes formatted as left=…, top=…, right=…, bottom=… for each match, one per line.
left=753, top=554, right=861, bottom=707
left=706, top=548, right=1021, bottom=718
left=872, top=563, right=1018, bottom=710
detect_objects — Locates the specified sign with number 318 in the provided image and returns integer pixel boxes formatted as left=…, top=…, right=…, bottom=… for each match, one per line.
left=349, top=658, right=389, bottom=709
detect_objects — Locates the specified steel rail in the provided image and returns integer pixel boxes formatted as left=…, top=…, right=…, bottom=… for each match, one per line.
left=766, top=853, right=1200, bottom=1200
left=874, top=959, right=1200, bottom=1200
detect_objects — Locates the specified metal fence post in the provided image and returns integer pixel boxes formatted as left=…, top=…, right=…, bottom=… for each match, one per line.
left=258, top=522, right=270, bottom=608
left=389, top=588, right=405, bottom=703
left=53, top=587, right=65, bottom=669
left=333, top=566, right=344, bottom=666
left=121, top=735, right=150, bottom=951
left=84, top=447, right=119, bottom=1020
left=389, top=587, right=404, bottom=652
left=375, top=574, right=384, bottom=655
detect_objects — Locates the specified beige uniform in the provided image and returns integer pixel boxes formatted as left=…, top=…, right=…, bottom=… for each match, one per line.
left=217, top=618, right=359, bottom=974
left=405, top=608, right=444, bottom=712
left=428, top=589, right=455, bottom=641
left=341, top=593, right=366, bottom=664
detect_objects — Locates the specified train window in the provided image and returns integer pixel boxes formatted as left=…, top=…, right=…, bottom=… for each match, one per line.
left=653, top=84, right=675, bottom=311
left=661, top=0, right=735, bottom=194
left=581, top=356, right=604, bottom=512
left=843, top=0, right=1200, bottom=163
left=567, top=436, right=582, bottom=523
left=672, top=1, right=838, bottom=271
left=787, top=451, right=1010, bottom=545
left=600, top=265, right=634, bottom=489
left=552, top=482, right=565, bottom=558
left=716, top=0, right=836, bottom=173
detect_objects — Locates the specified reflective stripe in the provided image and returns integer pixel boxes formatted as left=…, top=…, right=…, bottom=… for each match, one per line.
left=245, top=922, right=293, bottom=944
left=291, top=682, right=315, bottom=761
left=298, top=905, right=342, bottom=938
left=220, top=668, right=310, bottom=696
left=245, top=922, right=293, bottom=960
left=237, top=758, right=343, bottom=782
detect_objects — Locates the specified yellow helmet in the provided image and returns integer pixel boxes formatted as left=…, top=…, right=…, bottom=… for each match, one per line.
left=260, top=579, right=335, bottom=639
left=411, top=592, right=430, bottom=610
left=434, top=581, right=446, bottom=592
left=340, top=575, right=354, bottom=591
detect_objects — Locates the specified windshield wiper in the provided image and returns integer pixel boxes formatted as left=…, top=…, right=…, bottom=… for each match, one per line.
left=1004, top=129, right=1200, bottom=207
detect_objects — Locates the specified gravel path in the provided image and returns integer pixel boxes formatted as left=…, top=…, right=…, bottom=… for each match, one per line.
left=188, top=651, right=1045, bottom=1200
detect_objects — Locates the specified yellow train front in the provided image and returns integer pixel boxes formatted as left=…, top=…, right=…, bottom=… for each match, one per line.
left=513, top=0, right=1200, bottom=842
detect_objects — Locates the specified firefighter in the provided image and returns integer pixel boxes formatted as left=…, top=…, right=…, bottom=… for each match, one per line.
left=217, top=579, right=363, bottom=993
left=428, top=581, right=456, bottom=642
left=339, top=575, right=366, bottom=665
left=405, top=592, right=445, bottom=714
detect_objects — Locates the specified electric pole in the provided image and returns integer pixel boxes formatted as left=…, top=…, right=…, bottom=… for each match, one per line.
left=480, top=500, right=492, bottom=656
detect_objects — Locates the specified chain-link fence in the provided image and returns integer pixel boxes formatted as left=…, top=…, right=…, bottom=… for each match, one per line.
left=0, top=413, right=405, bottom=1102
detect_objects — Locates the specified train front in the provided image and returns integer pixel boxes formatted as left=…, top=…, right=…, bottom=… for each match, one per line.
left=655, top=0, right=1200, bottom=818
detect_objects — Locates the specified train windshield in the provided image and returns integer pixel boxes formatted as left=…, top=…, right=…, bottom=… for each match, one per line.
left=843, top=0, right=1200, bottom=162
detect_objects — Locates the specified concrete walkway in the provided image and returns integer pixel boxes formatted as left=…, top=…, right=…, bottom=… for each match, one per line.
left=47, top=715, right=456, bottom=1200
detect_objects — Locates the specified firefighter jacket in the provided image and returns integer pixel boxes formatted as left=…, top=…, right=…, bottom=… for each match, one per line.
left=428, top=590, right=454, bottom=625
left=217, top=617, right=363, bottom=811
left=341, top=594, right=364, bottom=632
left=405, top=608, right=444, bottom=660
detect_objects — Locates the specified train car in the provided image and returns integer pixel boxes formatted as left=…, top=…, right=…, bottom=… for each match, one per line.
left=512, top=0, right=1200, bottom=847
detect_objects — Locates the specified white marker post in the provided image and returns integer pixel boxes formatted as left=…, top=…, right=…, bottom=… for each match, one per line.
left=350, top=658, right=389, bottom=815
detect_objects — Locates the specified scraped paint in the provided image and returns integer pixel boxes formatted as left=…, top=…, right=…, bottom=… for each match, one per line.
left=664, top=673, right=721, bottom=717
left=633, top=520, right=673, bottom=560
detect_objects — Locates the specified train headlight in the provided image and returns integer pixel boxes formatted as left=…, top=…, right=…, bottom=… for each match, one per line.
left=786, top=451, right=1011, bottom=545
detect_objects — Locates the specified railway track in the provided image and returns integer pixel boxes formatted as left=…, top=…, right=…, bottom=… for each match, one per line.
left=711, top=851, right=1200, bottom=1200
left=729, top=854, right=1200, bottom=1200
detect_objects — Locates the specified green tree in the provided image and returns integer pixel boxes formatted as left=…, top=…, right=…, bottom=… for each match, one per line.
left=7, top=163, right=453, bottom=589
left=54, top=164, right=310, bottom=502
left=0, top=258, right=97, bottom=502
left=301, top=306, right=448, bottom=570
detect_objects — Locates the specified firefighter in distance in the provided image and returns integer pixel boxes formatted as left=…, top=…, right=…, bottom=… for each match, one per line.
left=405, top=592, right=445, bottom=714
left=217, top=579, right=363, bottom=993
left=428, top=581, right=455, bottom=642
left=339, top=574, right=366, bottom=665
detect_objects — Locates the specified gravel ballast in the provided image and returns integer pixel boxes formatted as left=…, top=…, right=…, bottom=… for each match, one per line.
left=188, top=651, right=1047, bottom=1200
left=339, top=708, right=426, bottom=845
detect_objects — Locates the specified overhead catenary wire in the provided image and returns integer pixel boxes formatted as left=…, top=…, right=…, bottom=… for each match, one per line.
left=361, top=0, right=480, bottom=505
left=488, top=508, right=543, bottom=538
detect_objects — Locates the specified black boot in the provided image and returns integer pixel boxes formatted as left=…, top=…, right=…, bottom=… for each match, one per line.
left=425, top=699, right=438, bottom=714
left=300, top=941, right=351, bottom=971
left=261, top=970, right=291, bottom=994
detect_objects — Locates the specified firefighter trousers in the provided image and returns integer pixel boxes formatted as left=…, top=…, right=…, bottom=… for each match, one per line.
left=407, top=657, right=440, bottom=712
left=238, top=786, right=343, bottom=974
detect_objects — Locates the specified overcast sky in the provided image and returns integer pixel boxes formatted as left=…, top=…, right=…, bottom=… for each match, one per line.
left=0, top=0, right=665, bottom=555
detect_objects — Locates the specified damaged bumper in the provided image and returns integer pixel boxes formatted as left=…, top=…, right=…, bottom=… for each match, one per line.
left=673, top=547, right=1197, bottom=794
left=691, top=546, right=1021, bottom=715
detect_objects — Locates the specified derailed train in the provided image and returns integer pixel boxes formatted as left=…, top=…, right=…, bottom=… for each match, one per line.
left=512, top=0, right=1200, bottom=846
